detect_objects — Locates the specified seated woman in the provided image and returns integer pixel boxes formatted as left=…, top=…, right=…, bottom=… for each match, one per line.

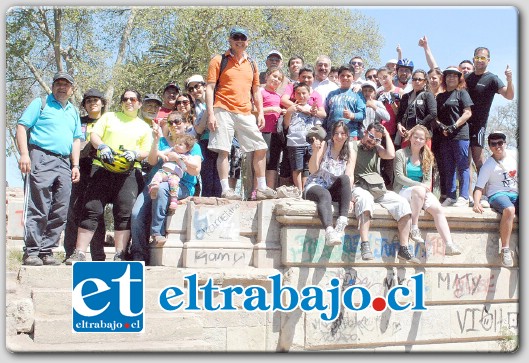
left=129, top=111, right=203, bottom=263
left=393, top=125, right=461, bottom=256
left=304, top=121, right=355, bottom=247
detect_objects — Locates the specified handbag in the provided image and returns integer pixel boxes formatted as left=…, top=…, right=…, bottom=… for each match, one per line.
left=356, top=172, right=387, bottom=199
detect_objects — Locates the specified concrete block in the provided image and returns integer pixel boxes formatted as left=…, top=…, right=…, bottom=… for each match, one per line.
left=182, top=237, right=254, bottom=268
left=253, top=243, right=282, bottom=269
left=202, top=327, right=227, bottom=351
left=7, top=199, right=24, bottom=239
left=187, top=201, right=242, bottom=242
left=165, top=203, right=190, bottom=233
left=6, top=298, right=34, bottom=334
left=227, top=325, right=266, bottom=351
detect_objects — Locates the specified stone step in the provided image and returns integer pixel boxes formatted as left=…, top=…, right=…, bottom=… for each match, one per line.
left=16, top=265, right=282, bottom=290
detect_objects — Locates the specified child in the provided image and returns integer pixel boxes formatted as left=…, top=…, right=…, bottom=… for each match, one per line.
left=261, top=66, right=286, bottom=189
left=323, top=64, right=366, bottom=140
left=149, top=133, right=196, bottom=211
left=283, top=83, right=321, bottom=191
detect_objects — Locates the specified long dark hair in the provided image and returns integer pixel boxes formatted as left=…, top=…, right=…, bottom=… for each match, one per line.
left=330, top=120, right=350, bottom=162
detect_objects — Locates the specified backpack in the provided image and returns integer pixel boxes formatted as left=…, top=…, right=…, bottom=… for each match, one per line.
left=214, top=53, right=257, bottom=106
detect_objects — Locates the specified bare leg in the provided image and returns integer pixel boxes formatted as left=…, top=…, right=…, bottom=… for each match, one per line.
left=253, top=149, right=267, bottom=179
left=426, top=203, right=452, bottom=243
left=75, top=227, right=95, bottom=253
left=410, top=187, right=426, bottom=226
left=499, top=206, right=516, bottom=248
left=397, top=214, right=411, bottom=246
left=114, top=230, right=130, bottom=253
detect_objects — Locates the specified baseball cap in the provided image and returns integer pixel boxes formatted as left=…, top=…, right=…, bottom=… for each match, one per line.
left=163, top=81, right=181, bottom=93
left=185, top=75, right=205, bottom=88
left=267, top=50, right=283, bottom=60
left=82, top=88, right=104, bottom=100
left=361, top=80, right=377, bottom=91
left=487, top=130, right=507, bottom=141
left=229, top=27, right=249, bottom=39
left=306, top=125, right=327, bottom=144
left=443, top=66, right=462, bottom=77
left=143, top=93, right=162, bottom=105
left=53, top=71, right=74, bottom=85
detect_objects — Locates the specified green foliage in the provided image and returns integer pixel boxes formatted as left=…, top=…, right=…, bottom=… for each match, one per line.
left=5, top=6, right=383, bottom=167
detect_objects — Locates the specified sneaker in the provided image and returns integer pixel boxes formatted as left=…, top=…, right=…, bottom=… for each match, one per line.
left=441, top=197, right=456, bottom=207
left=221, top=188, right=242, bottom=200
left=360, top=241, right=374, bottom=261
left=256, top=187, right=277, bottom=200
left=65, top=250, right=86, bottom=265
left=41, top=254, right=61, bottom=266
left=114, top=251, right=124, bottom=261
left=23, top=254, right=43, bottom=266
left=276, top=185, right=301, bottom=199
left=150, top=235, right=167, bottom=246
left=445, top=243, right=462, bottom=256
left=334, top=218, right=348, bottom=236
left=397, top=245, right=420, bottom=264
left=410, top=228, right=425, bottom=243
left=452, top=197, right=469, bottom=207
left=325, top=229, right=342, bottom=246
left=501, top=249, right=514, bottom=267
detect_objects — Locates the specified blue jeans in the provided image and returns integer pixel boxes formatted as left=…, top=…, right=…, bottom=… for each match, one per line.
left=439, top=138, right=470, bottom=200
left=130, top=181, right=189, bottom=263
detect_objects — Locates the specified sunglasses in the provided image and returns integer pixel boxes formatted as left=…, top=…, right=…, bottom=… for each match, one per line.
left=368, top=131, right=382, bottom=143
left=122, top=97, right=138, bottom=103
left=412, top=77, right=426, bottom=82
left=350, top=61, right=363, bottom=66
left=366, top=75, right=377, bottom=80
left=231, top=34, right=247, bottom=41
left=168, top=119, right=183, bottom=125
left=473, top=56, right=489, bottom=62
left=187, top=84, right=203, bottom=92
left=489, top=140, right=505, bottom=147
left=176, top=100, right=190, bottom=106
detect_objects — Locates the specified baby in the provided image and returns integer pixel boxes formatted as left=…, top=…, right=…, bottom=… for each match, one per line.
left=149, top=133, right=196, bottom=210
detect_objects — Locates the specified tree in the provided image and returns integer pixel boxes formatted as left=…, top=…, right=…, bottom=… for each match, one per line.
left=485, top=100, right=518, bottom=152
left=5, top=6, right=383, bottom=184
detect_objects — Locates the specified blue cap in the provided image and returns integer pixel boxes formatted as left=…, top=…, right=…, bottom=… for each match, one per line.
left=229, top=27, right=248, bottom=39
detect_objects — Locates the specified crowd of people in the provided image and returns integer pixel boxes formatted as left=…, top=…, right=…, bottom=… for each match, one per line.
left=16, top=28, right=517, bottom=267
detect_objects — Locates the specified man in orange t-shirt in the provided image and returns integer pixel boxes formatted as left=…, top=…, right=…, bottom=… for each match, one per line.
left=205, top=27, right=277, bottom=200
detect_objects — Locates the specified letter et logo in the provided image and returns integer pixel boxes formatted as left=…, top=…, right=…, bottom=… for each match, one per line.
left=72, top=262, right=144, bottom=333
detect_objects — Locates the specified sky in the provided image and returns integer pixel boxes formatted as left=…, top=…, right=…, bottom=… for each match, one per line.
left=3, top=5, right=520, bottom=188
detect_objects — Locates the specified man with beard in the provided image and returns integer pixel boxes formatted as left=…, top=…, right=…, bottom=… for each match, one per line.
left=350, top=122, right=419, bottom=264
left=394, top=58, right=414, bottom=93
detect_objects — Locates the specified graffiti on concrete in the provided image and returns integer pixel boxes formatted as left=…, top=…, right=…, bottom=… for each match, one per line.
left=456, top=305, right=518, bottom=334
left=438, top=272, right=497, bottom=299
left=193, top=250, right=247, bottom=266
left=193, top=203, right=240, bottom=240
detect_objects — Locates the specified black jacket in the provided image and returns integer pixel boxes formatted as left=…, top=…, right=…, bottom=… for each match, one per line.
left=396, top=89, right=437, bottom=131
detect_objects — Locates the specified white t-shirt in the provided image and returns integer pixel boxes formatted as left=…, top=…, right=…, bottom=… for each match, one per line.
left=476, top=150, right=518, bottom=197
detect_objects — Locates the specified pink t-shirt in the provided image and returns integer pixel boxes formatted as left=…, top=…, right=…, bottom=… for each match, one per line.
left=261, top=87, right=281, bottom=133
left=282, top=83, right=323, bottom=108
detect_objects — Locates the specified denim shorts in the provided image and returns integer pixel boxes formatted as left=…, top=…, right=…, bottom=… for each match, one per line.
left=287, top=145, right=311, bottom=173
left=489, top=192, right=519, bottom=214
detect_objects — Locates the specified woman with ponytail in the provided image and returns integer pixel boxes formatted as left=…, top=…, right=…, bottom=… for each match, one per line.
left=393, top=125, right=461, bottom=256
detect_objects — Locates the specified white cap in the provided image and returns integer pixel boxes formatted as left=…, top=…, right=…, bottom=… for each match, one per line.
left=185, top=75, right=205, bottom=87
left=361, top=80, right=377, bottom=90
left=386, top=58, right=398, bottom=65
left=267, top=50, right=283, bottom=60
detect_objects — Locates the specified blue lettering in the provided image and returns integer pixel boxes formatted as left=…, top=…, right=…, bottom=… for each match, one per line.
left=219, top=285, right=244, bottom=310
left=184, top=274, right=200, bottom=310
left=243, top=286, right=269, bottom=311
left=343, top=285, right=371, bottom=311
left=387, top=286, right=411, bottom=311
left=411, top=273, right=427, bottom=310
left=158, top=286, right=184, bottom=311
left=271, top=273, right=299, bottom=311
left=200, top=279, right=220, bottom=311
